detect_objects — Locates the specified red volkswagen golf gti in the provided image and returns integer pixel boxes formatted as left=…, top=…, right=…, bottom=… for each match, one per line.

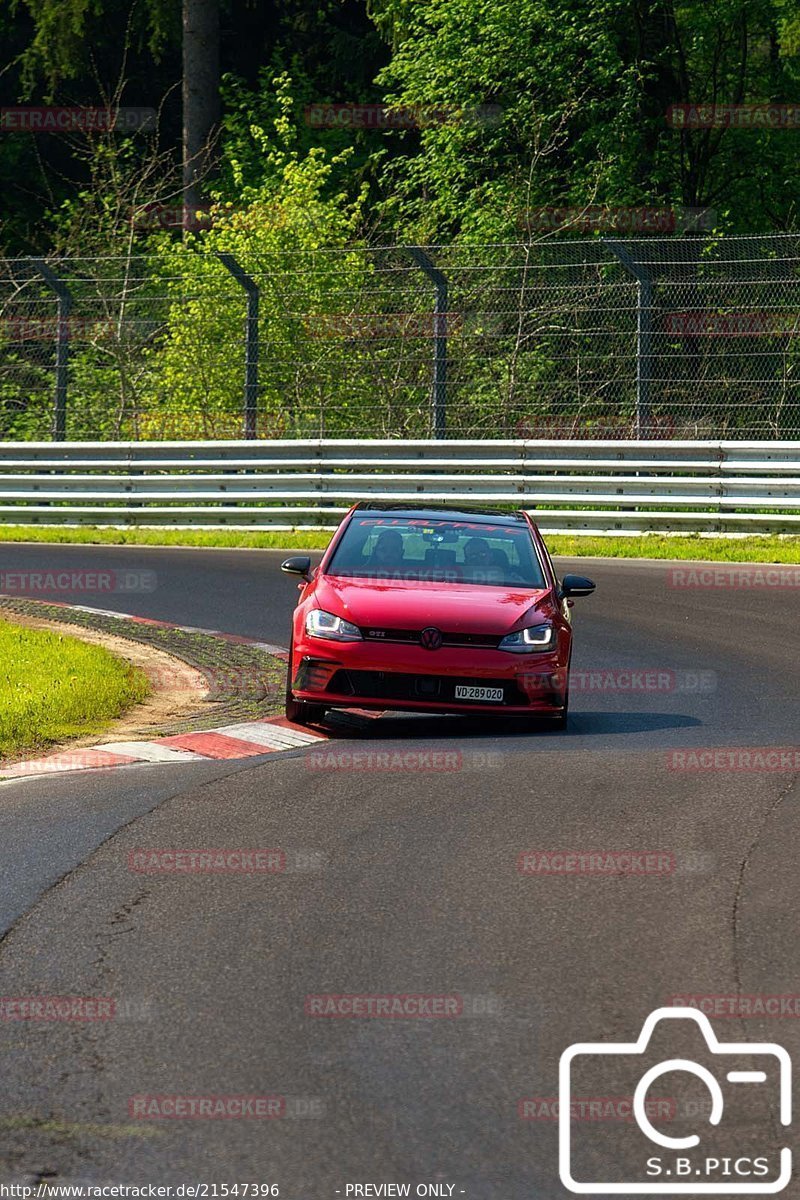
left=281, top=503, right=595, bottom=728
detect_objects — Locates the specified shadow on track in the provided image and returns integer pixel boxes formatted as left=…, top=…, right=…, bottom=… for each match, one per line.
left=318, top=709, right=702, bottom=741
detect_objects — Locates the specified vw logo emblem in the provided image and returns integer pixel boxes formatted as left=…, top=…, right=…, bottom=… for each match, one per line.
left=420, top=626, right=443, bottom=650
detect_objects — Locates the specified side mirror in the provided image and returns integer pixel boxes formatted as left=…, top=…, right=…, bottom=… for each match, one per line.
left=560, top=573, right=596, bottom=598
left=281, top=555, right=312, bottom=582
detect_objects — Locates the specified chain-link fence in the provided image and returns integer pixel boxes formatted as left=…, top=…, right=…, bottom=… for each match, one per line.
left=0, top=234, right=798, bottom=441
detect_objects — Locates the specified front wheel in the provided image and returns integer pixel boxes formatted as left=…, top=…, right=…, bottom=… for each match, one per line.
left=548, top=698, right=569, bottom=731
left=541, top=674, right=569, bottom=731
left=285, top=696, right=327, bottom=727
left=284, top=642, right=326, bottom=727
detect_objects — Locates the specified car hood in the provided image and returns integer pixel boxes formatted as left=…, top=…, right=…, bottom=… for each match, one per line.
left=314, top=574, right=554, bottom=634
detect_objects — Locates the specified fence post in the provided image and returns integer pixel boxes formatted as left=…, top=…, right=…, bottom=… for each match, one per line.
left=216, top=252, right=259, bottom=439
left=30, top=259, right=73, bottom=441
left=605, top=241, right=654, bottom=438
left=407, top=246, right=448, bottom=439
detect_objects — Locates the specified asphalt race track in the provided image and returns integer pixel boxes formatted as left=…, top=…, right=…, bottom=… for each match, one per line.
left=0, top=545, right=798, bottom=1196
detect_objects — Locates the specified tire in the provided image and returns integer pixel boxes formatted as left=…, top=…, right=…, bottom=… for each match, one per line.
left=537, top=690, right=568, bottom=731
left=542, top=658, right=570, bottom=730
left=284, top=639, right=326, bottom=726
left=549, top=694, right=569, bottom=730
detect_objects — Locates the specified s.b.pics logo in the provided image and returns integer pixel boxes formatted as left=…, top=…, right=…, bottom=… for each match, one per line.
left=559, top=1007, right=791, bottom=1193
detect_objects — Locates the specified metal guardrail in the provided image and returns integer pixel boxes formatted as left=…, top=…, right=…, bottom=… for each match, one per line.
left=0, top=439, right=798, bottom=535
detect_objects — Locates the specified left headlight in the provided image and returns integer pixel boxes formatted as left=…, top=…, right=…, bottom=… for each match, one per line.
left=305, top=608, right=363, bottom=642
left=498, top=622, right=556, bottom=653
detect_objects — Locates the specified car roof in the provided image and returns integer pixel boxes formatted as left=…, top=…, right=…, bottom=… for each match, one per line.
left=353, top=502, right=529, bottom=527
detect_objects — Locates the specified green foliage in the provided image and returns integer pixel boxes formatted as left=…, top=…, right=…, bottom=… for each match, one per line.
left=140, top=77, right=372, bottom=437
left=371, top=0, right=800, bottom=239
left=13, top=0, right=178, bottom=96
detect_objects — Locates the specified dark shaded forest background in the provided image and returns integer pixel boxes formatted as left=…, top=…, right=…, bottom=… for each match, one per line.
left=1, top=0, right=798, bottom=254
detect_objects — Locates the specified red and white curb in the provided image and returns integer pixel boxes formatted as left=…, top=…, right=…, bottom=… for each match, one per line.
left=0, top=717, right=328, bottom=782
left=0, top=600, right=338, bottom=783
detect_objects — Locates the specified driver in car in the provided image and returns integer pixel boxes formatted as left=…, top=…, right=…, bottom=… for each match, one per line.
left=464, top=536, right=498, bottom=579
left=463, top=537, right=493, bottom=568
left=367, top=529, right=405, bottom=576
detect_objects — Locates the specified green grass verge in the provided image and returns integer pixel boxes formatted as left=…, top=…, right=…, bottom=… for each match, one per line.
left=0, top=525, right=797, bottom=563
left=547, top=535, right=800, bottom=562
left=0, top=526, right=333, bottom=550
left=0, top=620, right=149, bottom=761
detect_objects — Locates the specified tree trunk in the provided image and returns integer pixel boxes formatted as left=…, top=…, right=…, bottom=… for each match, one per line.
left=183, top=0, right=220, bottom=212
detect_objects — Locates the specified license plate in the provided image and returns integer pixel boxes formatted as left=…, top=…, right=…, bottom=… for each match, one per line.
left=454, top=685, right=504, bottom=703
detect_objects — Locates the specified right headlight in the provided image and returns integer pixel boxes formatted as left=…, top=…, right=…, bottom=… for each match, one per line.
left=497, top=623, right=556, bottom=653
left=305, top=608, right=363, bottom=642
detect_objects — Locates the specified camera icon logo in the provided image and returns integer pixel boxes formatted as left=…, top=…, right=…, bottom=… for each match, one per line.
left=559, top=1007, right=791, bottom=1193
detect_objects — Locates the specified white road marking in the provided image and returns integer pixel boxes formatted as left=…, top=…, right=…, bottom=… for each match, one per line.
left=216, top=721, right=326, bottom=748
left=96, top=741, right=206, bottom=763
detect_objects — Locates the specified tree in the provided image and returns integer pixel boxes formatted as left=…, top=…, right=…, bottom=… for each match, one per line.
left=182, top=0, right=221, bottom=209
left=368, top=0, right=800, bottom=238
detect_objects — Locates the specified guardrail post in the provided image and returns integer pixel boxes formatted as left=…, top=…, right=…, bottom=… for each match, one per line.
left=216, top=252, right=259, bottom=439
left=407, top=246, right=448, bottom=439
left=30, top=259, right=73, bottom=441
left=605, top=242, right=655, bottom=438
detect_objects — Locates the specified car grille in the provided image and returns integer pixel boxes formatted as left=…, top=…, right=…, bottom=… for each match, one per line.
left=327, top=669, right=530, bottom=706
left=361, top=627, right=502, bottom=649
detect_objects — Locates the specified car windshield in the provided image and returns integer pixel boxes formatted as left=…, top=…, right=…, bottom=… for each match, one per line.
left=327, top=516, right=546, bottom=587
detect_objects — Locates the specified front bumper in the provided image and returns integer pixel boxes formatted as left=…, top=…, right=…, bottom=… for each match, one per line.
left=291, top=640, right=568, bottom=715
